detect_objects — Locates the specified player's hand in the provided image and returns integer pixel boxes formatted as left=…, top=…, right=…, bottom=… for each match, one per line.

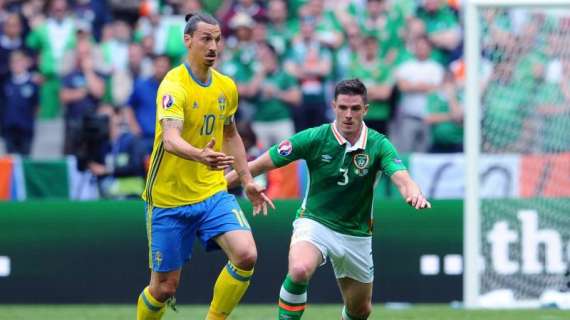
left=406, top=193, right=431, bottom=210
left=199, top=138, right=234, bottom=170
left=244, top=182, right=275, bottom=216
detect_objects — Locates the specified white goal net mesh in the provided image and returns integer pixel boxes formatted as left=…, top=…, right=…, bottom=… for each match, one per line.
left=477, top=6, right=570, bottom=305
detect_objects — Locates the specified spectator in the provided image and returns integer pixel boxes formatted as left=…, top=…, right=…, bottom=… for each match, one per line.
left=218, top=0, right=266, bottom=35
left=220, top=12, right=258, bottom=121
left=127, top=42, right=153, bottom=81
left=99, top=20, right=133, bottom=106
left=285, top=15, right=332, bottom=132
left=0, top=13, right=25, bottom=127
left=355, top=0, right=404, bottom=63
left=0, top=0, right=8, bottom=26
left=135, top=6, right=187, bottom=63
left=350, top=35, right=394, bottom=135
left=266, top=0, right=294, bottom=57
left=0, top=14, right=24, bottom=82
left=482, top=61, right=529, bottom=153
left=334, top=21, right=361, bottom=81
left=424, top=71, right=464, bottom=153
left=72, top=0, right=112, bottom=42
left=26, top=0, right=77, bottom=119
left=100, top=20, right=132, bottom=74
left=416, top=0, right=462, bottom=64
left=2, top=50, right=38, bottom=156
left=123, top=54, right=171, bottom=156
left=84, top=106, right=147, bottom=198
left=303, top=0, right=344, bottom=49
left=393, top=36, right=444, bottom=153
left=532, top=57, right=570, bottom=152
left=249, top=42, right=301, bottom=149
left=60, top=36, right=106, bottom=155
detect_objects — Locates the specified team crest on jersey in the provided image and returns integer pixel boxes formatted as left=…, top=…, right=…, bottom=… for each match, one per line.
left=218, top=95, right=226, bottom=111
left=278, top=140, right=293, bottom=156
left=154, top=251, right=163, bottom=267
left=162, top=94, right=174, bottom=109
left=353, top=153, right=369, bottom=176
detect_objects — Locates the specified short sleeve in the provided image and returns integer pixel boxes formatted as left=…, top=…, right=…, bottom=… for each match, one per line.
left=156, top=79, right=186, bottom=121
left=226, top=79, right=239, bottom=118
left=268, top=128, right=315, bottom=167
left=378, top=138, right=407, bottom=177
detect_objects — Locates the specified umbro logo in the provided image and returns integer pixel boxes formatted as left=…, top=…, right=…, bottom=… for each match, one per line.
left=321, top=154, right=332, bottom=162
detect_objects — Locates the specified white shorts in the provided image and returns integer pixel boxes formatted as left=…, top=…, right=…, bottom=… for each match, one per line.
left=290, top=218, right=374, bottom=283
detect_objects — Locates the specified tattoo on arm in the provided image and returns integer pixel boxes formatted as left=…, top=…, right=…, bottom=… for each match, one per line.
left=161, top=118, right=183, bottom=131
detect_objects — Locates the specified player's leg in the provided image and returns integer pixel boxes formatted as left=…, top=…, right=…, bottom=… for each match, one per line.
left=278, top=241, right=322, bottom=320
left=337, top=278, right=373, bottom=320
left=137, top=205, right=195, bottom=320
left=197, top=192, right=256, bottom=320
left=207, top=229, right=257, bottom=319
left=137, top=270, right=181, bottom=320
left=278, top=218, right=328, bottom=320
left=332, top=232, right=374, bottom=320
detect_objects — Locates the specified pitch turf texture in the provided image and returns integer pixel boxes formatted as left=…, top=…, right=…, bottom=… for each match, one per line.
left=0, top=304, right=567, bottom=320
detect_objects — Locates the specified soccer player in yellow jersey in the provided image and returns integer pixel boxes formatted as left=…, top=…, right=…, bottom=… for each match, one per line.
left=136, top=12, right=274, bottom=320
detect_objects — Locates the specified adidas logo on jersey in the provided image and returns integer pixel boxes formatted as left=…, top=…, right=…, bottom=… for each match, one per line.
left=321, top=154, right=332, bottom=162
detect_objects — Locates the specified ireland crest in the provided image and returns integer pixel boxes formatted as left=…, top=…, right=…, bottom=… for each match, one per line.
left=353, top=153, right=369, bottom=176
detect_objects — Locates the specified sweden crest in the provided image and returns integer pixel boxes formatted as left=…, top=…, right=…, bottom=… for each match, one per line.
left=218, top=95, right=226, bottom=111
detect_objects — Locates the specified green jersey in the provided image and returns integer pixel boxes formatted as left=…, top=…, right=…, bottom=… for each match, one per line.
left=268, top=123, right=406, bottom=237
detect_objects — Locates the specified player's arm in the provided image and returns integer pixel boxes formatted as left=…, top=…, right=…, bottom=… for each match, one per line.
left=225, top=152, right=277, bottom=189
left=162, top=118, right=234, bottom=169
left=223, top=120, right=274, bottom=215
left=390, top=170, right=431, bottom=210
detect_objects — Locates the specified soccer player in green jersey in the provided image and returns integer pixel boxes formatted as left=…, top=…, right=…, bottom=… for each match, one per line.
left=226, top=79, right=431, bottom=320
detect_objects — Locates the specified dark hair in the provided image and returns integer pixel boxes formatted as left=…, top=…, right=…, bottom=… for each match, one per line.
left=334, top=79, right=368, bottom=104
left=184, top=11, right=219, bottom=35
left=260, top=41, right=277, bottom=56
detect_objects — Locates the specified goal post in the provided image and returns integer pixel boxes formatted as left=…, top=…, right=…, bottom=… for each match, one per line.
left=464, top=0, right=570, bottom=309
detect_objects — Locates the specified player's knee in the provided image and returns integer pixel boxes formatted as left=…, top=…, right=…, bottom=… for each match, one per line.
left=288, top=263, right=312, bottom=283
left=348, top=301, right=372, bottom=319
left=231, top=247, right=257, bottom=270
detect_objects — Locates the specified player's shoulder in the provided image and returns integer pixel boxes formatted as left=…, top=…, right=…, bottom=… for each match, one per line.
left=159, top=64, right=187, bottom=88
left=365, top=126, right=390, bottom=145
left=211, top=68, right=237, bottom=90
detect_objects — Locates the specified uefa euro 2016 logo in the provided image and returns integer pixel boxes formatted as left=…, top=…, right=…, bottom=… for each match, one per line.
left=162, top=94, right=174, bottom=109
left=218, top=95, right=226, bottom=111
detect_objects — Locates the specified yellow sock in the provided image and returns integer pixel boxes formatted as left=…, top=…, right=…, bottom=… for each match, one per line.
left=206, top=261, right=254, bottom=320
left=137, top=286, right=166, bottom=320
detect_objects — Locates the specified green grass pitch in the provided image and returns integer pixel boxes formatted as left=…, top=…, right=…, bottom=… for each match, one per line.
left=0, top=304, right=567, bottom=320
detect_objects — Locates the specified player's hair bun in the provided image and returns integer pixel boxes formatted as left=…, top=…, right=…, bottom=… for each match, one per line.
left=185, top=13, right=194, bottom=22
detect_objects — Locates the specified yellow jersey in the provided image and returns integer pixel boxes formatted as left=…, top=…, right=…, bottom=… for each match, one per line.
left=142, top=63, right=238, bottom=207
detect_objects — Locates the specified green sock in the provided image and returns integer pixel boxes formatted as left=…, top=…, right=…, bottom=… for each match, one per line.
left=277, top=275, right=308, bottom=320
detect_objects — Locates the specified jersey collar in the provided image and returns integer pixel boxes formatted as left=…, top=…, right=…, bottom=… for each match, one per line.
left=331, top=121, right=368, bottom=152
left=184, top=62, right=212, bottom=87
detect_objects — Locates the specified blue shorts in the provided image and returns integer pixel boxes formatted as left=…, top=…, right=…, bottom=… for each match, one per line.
left=145, top=191, right=250, bottom=272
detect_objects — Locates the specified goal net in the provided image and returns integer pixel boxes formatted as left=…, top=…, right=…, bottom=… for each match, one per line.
left=464, top=0, right=570, bottom=308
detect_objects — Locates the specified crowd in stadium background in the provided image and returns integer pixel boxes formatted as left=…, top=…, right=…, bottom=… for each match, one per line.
left=0, top=0, right=569, bottom=198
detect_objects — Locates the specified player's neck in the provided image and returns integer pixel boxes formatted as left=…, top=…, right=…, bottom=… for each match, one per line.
left=186, top=59, right=210, bottom=84
left=335, top=122, right=362, bottom=146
